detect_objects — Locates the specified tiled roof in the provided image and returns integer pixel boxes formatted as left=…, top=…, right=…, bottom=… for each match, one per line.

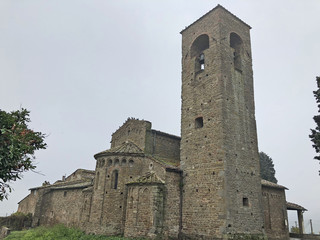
left=180, top=4, right=251, bottom=34
left=50, top=181, right=92, bottom=190
left=94, top=141, right=144, bottom=158
left=30, top=179, right=93, bottom=191
left=127, top=172, right=164, bottom=185
left=287, top=202, right=307, bottom=211
left=261, top=179, right=288, bottom=190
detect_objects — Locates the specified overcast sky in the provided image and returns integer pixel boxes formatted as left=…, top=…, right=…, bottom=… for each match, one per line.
left=0, top=0, right=319, bottom=234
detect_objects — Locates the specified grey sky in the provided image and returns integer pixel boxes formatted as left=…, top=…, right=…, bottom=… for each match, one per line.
left=0, top=0, right=319, bottom=233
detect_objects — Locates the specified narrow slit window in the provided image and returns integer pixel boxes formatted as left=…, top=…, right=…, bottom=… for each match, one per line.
left=112, top=170, right=119, bottom=189
left=195, top=117, right=204, bottom=129
left=243, top=197, right=249, bottom=207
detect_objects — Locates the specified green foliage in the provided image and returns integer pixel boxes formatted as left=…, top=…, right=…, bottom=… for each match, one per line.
left=0, top=212, right=32, bottom=230
left=5, top=224, right=145, bottom=240
left=290, top=226, right=299, bottom=234
left=0, top=108, right=47, bottom=200
left=309, top=76, right=320, bottom=175
left=259, top=152, right=277, bottom=183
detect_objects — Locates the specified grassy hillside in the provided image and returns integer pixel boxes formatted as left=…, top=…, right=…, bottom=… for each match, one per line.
left=4, top=224, right=144, bottom=240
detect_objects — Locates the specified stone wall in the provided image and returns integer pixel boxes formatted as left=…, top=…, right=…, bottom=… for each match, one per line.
left=163, top=168, right=182, bottom=239
left=145, top=130, right=180, bottom=166
left=111, top=119, right=151, bottom=151
left=124, top=183, right=165, bottom=239
left=17, top=189, right=39, bottom=215
left=262, top=185, right=289, bottom=240
left=38, top=188, right=85, bottom=227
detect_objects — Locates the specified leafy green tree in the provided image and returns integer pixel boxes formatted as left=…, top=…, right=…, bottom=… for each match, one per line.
left=259, top=151, right=277, bottom=183
left=0, top=108, right=46, bottom=200
left=309, top=76, right=320, bottom=175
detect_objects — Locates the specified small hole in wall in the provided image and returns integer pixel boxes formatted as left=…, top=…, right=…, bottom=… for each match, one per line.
left=235, top=154, right=237, bottom=157
left=119, top=206, right=122, bottom=209
left=208, top=189, right=210, bottom=192
left=130, top=176, right=133, bottom=179
left=212, top=172, right=215, bottom=175
left=243, top=198, right=249, bottom=207
left=107, top=175, right=110, bottom=178
left=208, top=153, right=212, bottom=156
left=228, top=224, right=232, bottom=227
left=195, top=117, right=204, bottom=129
left=196, top=189, right=198, bottom=192
left=120, top=192, right=123, bottom=195
left=204, top=135, right=207, bottom=138
left=206, top=74, right=208, bottom=76
left=106, top=191, right=108, bottom=194
left=251, top=213, right=253, bottom=216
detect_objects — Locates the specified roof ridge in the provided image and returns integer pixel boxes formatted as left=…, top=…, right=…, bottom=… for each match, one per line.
left=180, top=4, right=251, bottom=34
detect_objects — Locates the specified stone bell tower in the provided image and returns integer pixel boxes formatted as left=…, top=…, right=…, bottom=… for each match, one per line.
left=180, top=5, right=266, bottom=239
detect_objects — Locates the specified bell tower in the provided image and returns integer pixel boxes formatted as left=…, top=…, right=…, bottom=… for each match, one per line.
left=180, top=5, right=266, bottom=239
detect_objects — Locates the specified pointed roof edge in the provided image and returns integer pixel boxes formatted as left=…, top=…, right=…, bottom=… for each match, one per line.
left=180, top=4, right=251, bottom=34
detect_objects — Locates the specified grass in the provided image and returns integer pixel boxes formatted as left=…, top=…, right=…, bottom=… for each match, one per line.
left=4, top=224, right=144, bottom=240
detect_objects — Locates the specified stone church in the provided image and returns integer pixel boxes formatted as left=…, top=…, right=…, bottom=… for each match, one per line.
left=17, top=5, right=306, bottom=240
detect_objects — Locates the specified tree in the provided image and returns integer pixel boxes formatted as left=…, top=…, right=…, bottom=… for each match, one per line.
left=309, top=76, right=320, bottom=175
left=259, top=151, right=277, bottom=183
left=0, top=108, right=46, bottom=200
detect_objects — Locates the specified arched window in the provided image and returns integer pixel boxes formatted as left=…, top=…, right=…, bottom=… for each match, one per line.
left=191, top=34, right=209, bottom=73
left=230, top=32, right=243, bottom=71
left=129, top=159, right=134, bottom=167
left=107, top=159, right=112, bottom=167
left=191, top=34, right=209, bottom=58
left=122, top=159, right=127, bottom=165
left=114, top=159, right=120, bottom=166
left=111, top=170, right=119, bottom=189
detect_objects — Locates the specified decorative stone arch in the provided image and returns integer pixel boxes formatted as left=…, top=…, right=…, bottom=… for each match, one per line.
left=230, top=32, right=243, bottom=71
left=129, top=159, right=134, bottom=167
left=121, top=158, right=127, bottom=166
left=114, top=159, right=120, bottom=166
left=107, top=159, right=112, bottom=167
